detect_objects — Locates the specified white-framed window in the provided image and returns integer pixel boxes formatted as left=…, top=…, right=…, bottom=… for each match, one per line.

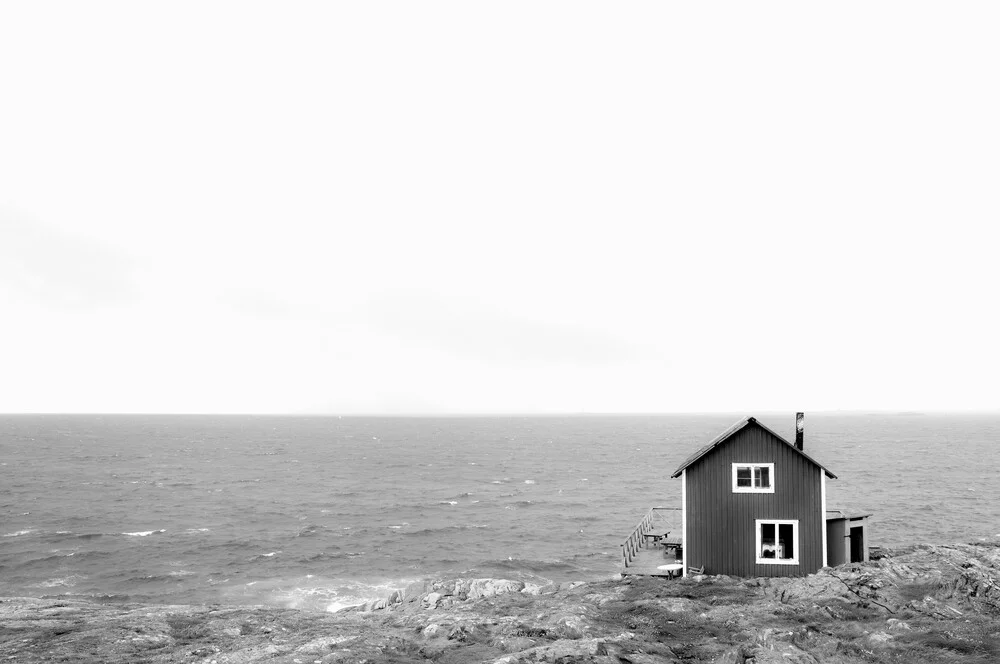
left=731, top=463, right=774, bottom=493
left=755, top=519, right=799, bottom=565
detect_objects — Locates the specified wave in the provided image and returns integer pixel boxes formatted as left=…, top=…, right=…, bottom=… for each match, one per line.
left=402, top=524, right=490, bottom=537
left=37, top=531, right=105, bottom=542
left=125, top=573, right=193, bottom=584
left=36, top=574, right=86, bottom=588
left=3, top=529, right=34, bottom=537
left=249, top=551, right=282, bottom=562
left=220, top=575, right=419, bottom=613
left=43, top=592, right=132, bottom=604
left=474, top=556, right=581, bottom=576
left=13, top=550, right=111, bottom=569
left=122, top=529, right=166, bottom=537
left=297, top=551, right=351, bottom=563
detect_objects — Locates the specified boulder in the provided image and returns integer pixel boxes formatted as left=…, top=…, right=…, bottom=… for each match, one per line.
left=467, top=578, right=525, bottom=599
left=491, top=638, right=608, bottom=663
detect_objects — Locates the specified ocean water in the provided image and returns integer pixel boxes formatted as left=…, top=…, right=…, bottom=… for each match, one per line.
left=2, top=413, right=998, bottom=612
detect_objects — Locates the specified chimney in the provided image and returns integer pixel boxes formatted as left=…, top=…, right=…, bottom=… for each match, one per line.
left=795, top=412, right=804, bottom=450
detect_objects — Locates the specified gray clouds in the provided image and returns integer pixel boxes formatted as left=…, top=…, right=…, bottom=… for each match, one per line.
left=0, top=208, right=135, bottom=309
left=362, top=291, right=644, bottom=368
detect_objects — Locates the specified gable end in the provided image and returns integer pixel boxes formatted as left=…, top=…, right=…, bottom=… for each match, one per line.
left=670, top=417, right=836, bottom=479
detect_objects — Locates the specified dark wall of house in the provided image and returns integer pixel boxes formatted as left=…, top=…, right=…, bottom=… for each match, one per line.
left=685, top=423, right=824, bottom=576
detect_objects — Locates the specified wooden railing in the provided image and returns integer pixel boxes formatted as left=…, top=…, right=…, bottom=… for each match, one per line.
left=620, top=507, right=681, bottom=571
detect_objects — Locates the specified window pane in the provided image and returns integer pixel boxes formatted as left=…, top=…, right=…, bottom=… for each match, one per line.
left=757, top=466, right=770, bottom=488
left=778, top=523, right=794, bottom=559
left=736, top=467, right=751, bottom=487
left=760, top=523, right=776, bottom=558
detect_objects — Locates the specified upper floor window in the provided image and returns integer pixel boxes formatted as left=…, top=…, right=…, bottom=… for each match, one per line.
left=732, top=463, right=774, bottom=493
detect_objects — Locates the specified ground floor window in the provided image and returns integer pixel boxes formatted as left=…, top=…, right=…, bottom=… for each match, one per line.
left=755, top=519, right=799, bottom=565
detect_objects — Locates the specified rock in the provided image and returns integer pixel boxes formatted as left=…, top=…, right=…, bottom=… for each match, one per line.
left=492, top=638, right=607, bottom=663
left=467, top=578, right=525, bottom=599
left=294, top=636, right=356, bottom=653
left=3, top=543, right=1000, bottom=664
left=660, top=597, right=693, bottom=613
left=547, top=613, right=591, bottom=638
left=403, top=579, right=432, bottom=601
left=128, top=634, right=172, bottom=649
left=361, top=598, right=388, bottom=612
left=886, top=618, right=911, bottom=631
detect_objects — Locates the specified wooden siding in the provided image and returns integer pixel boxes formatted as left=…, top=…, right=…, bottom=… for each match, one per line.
left=685, top=423, right=824, bottom=577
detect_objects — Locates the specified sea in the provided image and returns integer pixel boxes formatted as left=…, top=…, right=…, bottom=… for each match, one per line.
left=2, top=413, right=998, bottom=612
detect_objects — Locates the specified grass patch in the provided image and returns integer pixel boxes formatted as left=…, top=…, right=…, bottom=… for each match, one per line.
left=166, top=614, right=210, bottom=643
left=894, top=622, right=1000, bottom=661
left=897, top=581, right=944, bottom=604
left=620, top=576, right=755, bottom=606
left=596, top=599, right=732, bottom=656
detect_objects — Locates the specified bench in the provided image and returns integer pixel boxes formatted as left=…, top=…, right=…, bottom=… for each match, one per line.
left=661, top=540, right=683, bottom=556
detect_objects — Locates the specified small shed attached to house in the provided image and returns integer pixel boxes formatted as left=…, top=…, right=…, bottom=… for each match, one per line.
left=826, top=510, right=873, bottom=566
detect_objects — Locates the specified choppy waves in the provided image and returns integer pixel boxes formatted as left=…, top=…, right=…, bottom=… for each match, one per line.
left=402, top=524, right=491, bottom=538
left=4, top=413, right=1000, bottom=609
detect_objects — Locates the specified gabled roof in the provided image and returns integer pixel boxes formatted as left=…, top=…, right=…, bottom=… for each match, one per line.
left=669, top=416, right=837, bottom=479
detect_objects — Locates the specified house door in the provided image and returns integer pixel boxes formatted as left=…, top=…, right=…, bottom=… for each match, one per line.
left=849, top=526, right=864, bottom=562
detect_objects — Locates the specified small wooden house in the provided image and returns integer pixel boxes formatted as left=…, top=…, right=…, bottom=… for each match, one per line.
left=619, top=414, right=872, bottom=578
left=668, top=414, right=869, bottom=577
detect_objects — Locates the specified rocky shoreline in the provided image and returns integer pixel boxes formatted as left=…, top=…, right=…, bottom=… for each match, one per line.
left=2, top=543, right=999, bottom=663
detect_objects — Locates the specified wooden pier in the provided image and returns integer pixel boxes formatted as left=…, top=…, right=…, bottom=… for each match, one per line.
left=620, top=507, right=684, bottom=577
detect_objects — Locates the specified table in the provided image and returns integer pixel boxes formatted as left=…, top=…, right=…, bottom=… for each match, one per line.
left=657, top=563, right=684, bottom=579
left=643, top=531, right=670, bottom=544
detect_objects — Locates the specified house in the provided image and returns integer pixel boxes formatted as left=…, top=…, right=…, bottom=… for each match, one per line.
left=671, top=413, right=871, bottom=577
left=619, top=413, right=871, bottom=578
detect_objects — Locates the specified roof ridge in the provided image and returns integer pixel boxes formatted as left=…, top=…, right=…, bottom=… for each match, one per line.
left=669, top=415, right=837, bottom=479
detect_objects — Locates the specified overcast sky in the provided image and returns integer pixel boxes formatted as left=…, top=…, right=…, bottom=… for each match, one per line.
left=1, top=2, right=997, bottom=414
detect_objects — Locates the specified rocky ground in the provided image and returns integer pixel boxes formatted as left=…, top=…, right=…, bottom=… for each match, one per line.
left=2, top=543, right=999, bottom=663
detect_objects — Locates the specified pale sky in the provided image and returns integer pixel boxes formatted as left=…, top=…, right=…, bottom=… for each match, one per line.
left=1, top=2, right=997, bottom=414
